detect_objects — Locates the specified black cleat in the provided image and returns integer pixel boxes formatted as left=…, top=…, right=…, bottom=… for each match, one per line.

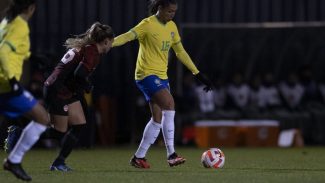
left=3, top=159, right=32, bottom=181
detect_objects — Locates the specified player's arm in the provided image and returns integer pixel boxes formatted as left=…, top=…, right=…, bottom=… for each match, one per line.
left=0, top=43, right=15, bottom=79
left=0, top=44, right=23, bottom=94
left=172, top=42, right=199, bottom=75
left=112, top=31, right=136, bottom=47
left=74, top=46, right=98, bottom=93
left=172, top=42, right=214, bottom=92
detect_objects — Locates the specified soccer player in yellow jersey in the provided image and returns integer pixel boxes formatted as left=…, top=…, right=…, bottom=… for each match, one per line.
left=113, top=0, right=213, bottom=168
left=0, top=0, right=50, bottom=181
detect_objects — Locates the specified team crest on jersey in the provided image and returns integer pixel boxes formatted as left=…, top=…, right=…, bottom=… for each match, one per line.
left=171, top=32, right=175, bottom=38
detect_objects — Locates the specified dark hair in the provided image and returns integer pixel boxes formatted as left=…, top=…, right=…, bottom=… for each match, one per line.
left=148, top=0, right=177, bottom=15
left=5, top=0, right=36, bottom=22
left=64, top=22, right=114, bottom=49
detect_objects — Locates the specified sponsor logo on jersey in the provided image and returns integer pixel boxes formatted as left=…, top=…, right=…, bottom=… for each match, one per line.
left=171, top=32, right=175, bottom=39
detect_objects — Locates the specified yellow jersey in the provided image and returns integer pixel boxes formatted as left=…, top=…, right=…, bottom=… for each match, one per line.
left=0, top=16, right=31, bottom=94
left=113, top=15, right=199, bottom=80
left=132, top=15, right=181, bottom=80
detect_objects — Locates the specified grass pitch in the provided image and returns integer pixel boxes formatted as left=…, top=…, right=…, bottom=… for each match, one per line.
left=1, top=147, right=325, bottom=183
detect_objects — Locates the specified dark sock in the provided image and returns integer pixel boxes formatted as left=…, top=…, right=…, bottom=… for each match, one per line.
left=41, top=127, right=65, bottom=141
left=53, top=124, right=84, bottom=165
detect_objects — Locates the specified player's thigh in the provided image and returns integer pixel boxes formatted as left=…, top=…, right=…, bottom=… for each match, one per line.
left=25, top=102, right=50, bottom=125
left=68, top=101, right=86, bottom=125
left=50, top=114, right=69, bottom=132
left=1, top=90, right=49, bottom=125
left=149, top=101, right=162, bottom=123
left=152, top=88, right=175, bottom=110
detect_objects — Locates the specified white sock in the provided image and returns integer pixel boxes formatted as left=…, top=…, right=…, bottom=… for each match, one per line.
left=135, top=119, right=161, bottom=158
left=161, top=110, right=176, bottom=157
left=8, top=121, right=47, bottom=163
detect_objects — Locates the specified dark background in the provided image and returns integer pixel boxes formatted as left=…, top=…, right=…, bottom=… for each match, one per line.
left=2, top=0, right=325, bottom=146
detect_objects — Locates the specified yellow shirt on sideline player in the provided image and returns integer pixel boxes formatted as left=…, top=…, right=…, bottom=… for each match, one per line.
left=0, top=15, right=31, bottom=94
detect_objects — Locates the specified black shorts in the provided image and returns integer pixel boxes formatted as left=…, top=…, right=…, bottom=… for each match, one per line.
left=46, top=94, right=80, bottom=116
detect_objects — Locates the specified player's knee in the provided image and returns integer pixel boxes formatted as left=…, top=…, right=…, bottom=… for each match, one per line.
left=161, top=100, right=174, bottom=110
left=40, top=110, right=50, bottom=125
left=30, top=104, right=50, bottom=125
left=33, top=111, right=50, bottom=125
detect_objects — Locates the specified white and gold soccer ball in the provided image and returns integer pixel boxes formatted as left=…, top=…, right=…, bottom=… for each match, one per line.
left=201, top=148, right=225, bottom=169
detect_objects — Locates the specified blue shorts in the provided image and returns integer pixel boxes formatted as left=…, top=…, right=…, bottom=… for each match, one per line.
left=0, top=90, right=38, bottom=118
left=135, top=75, right=170, bottom=101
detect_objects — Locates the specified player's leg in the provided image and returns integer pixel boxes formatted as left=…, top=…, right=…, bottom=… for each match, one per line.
left=151, top=89, right=186, bottom=167
left=51, top=100, right=86, bottom=171
left=4, top=117, right=32, bottom=153
left=131, top=101, right=162, bottom=168
left=4, top=124, right=23, bottom=153
left=42, top=91, right=69, bottom=149
left=48, top=114, right=69, bottom=171
left=40, top=122, right=66, bottom=142
left=4, top=92, right=49, bottom=181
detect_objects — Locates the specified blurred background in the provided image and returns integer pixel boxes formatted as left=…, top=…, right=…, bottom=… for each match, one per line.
left=1, top=0, right=325, bottom=148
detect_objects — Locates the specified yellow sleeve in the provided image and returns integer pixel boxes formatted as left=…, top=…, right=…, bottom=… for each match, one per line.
left=131, top=19, right=148, bottom=41
left=112, top=19, right=148, bottom=47
left=4, top=19, right=30, bottom=57
left=172, top=42, right=199, bottom=75
left=0, top=44, right=14, bottom=78
left=171, top=21, right=181, bottom=44
left=112, top=31, right=136, bottom=47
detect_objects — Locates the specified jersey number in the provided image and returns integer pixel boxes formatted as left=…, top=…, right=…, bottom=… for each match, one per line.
left=161, top=41, right=170, bottom=51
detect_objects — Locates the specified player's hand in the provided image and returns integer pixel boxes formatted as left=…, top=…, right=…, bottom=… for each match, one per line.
left=194, top=72, right=214, bottom=92
left=8, top=77, right=23, bottom=95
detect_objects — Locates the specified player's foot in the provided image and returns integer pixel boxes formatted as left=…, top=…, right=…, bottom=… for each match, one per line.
left=130, top=155, right=150, bottom=169
left=167, top=152, right=186, bottom=167
left=4, top=125, right=22, bottom=153
left=3, top=158, right=32, bottom=181
left=50, top=163, right=72, bottom=172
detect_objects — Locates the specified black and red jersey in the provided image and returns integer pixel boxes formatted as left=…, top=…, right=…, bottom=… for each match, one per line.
left=45, top=44, right=99, bottom=99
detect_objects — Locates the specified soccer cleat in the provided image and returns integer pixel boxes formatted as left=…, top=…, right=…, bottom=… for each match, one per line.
left=3, top=158, right=32, bottom=181
left=167, top=152, right=186, bottom=167
left=130, top=155, right=150, bottom=169
left=50, top=163, right=72, bottom=172
left=4, top=125, right=23, bottom=153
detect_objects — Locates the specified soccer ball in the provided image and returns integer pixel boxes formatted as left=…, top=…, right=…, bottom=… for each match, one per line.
left=201, top=148, right=225, bottom=169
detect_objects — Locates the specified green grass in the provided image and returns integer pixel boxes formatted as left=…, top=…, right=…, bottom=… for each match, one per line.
left=1, top=147, right=325, bottom=183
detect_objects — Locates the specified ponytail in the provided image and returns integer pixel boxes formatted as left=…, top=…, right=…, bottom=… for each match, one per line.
left=64, top=22, right=114, bottom=49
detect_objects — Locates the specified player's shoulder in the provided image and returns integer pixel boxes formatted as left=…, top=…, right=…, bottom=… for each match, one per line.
left=168, top=20, right=178, bottom=28
left=84, top=44, right=98, bottom=52
left=139, top=16, right=153, bottom=26
left=11, top=16, right=28, bottom=29
left=83, top=44, right=99, bottom=58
